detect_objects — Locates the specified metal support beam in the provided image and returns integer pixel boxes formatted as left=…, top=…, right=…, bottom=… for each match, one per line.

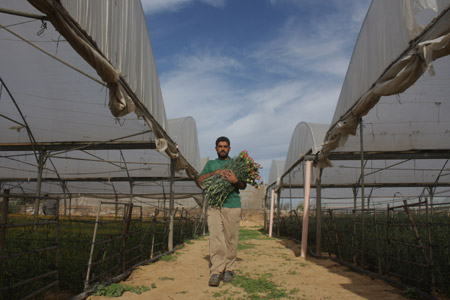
left=359, top=120, right=366, bottom=268
left=34, top=150, right=46, bottom=218
left=301, top=161, right=312, bottom=258
left=168, top=159, right=176, bottom=251
left=0, top=140, right=156, bottom=152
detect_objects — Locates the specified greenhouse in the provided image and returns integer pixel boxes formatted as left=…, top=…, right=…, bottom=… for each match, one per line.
left=1, top=1, right=204, bottom=298
left=266, top=0, right=450, bottom=297
left=1, top=0, right=450, bottom=299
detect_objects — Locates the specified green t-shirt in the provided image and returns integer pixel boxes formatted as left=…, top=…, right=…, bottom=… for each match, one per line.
left=199, top=158, right=245, bottom=208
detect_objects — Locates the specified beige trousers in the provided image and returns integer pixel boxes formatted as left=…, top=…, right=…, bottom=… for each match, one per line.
left=207, top=207, right=241, bottom=275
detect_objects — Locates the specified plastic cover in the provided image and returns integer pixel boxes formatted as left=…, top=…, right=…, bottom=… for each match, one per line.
left=321, top=0, right=450, bottom=161
left=0, top=0, right=202, bottom=197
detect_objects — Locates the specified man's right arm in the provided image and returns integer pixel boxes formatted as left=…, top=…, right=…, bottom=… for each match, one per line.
left=197, top=169, right=227, bottom=186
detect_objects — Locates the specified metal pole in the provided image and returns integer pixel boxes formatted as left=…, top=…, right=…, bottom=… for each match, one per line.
left=315, top=168, right=323, bottom=256
left=168, top=159, right=176, bottom=251
left=352, top=187, right=357, bottom=265
left=359, top=119, right=366, bottom=267
left=301, top=161, right=312, bottom=258
left=34, top=150, right=46, bottom=218
left=428, top=186, right=434, bottom=216
left=269, top=189, right=275, bottom=237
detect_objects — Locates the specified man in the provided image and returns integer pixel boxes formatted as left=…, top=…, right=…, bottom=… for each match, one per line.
left=197, top=136, right=246, bottom=287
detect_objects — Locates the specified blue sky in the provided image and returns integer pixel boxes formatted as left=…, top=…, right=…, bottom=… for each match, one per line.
left=141, top=0, right=372, bottom=182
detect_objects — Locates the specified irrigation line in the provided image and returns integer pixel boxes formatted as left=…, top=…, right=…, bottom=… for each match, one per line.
left=0, top=270, right=57, bottom=291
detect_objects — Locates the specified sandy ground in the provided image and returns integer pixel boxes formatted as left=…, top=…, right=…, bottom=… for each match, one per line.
left=87, top=219, right=407, bottom=300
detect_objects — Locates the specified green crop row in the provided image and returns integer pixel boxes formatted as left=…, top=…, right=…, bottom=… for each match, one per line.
left=1, top=214, right=203, bottom=299
left=276, top=211, right=450, bottom=298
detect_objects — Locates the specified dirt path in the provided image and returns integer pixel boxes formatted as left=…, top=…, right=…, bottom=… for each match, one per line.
left=87, top=222, right=407, bottom=300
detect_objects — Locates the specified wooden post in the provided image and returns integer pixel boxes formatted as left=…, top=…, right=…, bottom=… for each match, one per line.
left=276, top=189, right=281, bottom=237
left=201, top=191, right=207, bottom=235
left=428, top=186, right=434, bottom=216
left=263, top=190, right=268, bottom=232
left=289, top=173, right=293, bottom=211
left=386, top=204, right=392, bottom=277
left=301, top=160, right=312, bottom=258
left=329, top=209, right=342, bottom=259
left=121, top=203, right=133, bottom=272
left=315, top=168, right=323, bottom=256
left=34, top=150, right=46, bottom=218
left=68, top=193, right=72, bottom=217
left=425, top=200, right=436, bottom=293
left=85, top=203, right=102, bottom=290
left=168, top=159, right=176, bottom=251
left=269, top=189, right=275, bottom=237
left=374, top=208, right=382, bottom=275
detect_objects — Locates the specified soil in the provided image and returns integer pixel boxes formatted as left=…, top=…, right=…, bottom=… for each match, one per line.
left=87, top=216, right=407, bottom=300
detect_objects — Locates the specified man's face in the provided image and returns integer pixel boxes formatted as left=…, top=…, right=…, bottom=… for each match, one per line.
left=215, top=141, right=230, bottom=159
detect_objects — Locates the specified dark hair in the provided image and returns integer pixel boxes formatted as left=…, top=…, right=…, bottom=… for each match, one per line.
left=215, top=136, right=230, bottom=146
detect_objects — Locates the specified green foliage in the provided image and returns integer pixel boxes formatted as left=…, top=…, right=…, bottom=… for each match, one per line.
left=161, top=252, right=179, bottom=262
left=402, top=287, right=417, bottom=298
left=159, top=276, right=175, bottom=281
left=94, top=283, right=150, bottom=297
left=232, top=273, right=292, bottom=299
left=2, top=214, right=201, bottom=298
left=239, top=228, right=270, bottom=241
left=238, top=242, right=256, bottom=250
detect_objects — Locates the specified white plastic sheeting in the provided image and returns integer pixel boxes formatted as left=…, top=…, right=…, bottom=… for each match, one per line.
left=267, top=122, right=329, bottom=199
left=335, top=55, right=450, bottom=153
left=275, top=1, right=450, bottom=208
left=167, top=117, right=201, bottom=172
left=283, top=122, right=329, bottom=175
left=268, top=160, right=285, bottom=187
left=321, top=0, right=450, bottom=163
left=0, top=0, right=202, bottom=198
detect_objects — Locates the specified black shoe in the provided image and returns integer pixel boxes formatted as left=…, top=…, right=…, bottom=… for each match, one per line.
left=209, top=274, right=220, bottom=287
left=223, top=271, right=234, bottom=283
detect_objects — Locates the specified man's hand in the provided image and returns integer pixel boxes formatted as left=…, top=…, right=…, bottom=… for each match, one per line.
left=218, top=169, right=238, bottom=184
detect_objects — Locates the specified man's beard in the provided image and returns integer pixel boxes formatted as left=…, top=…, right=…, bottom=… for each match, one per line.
left=217, top=151, right=228, bottom=159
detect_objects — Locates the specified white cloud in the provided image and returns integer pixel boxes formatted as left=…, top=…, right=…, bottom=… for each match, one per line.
left=154, top=1, right=371, bottom=179
left=141, top=0, right=226, bottom=14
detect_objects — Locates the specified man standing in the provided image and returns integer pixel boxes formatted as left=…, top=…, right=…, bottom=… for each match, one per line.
left=197, top=136, right=246, bottom=287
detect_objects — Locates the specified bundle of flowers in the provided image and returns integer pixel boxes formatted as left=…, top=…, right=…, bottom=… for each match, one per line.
left=203, top=150, right=262, bottom=207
